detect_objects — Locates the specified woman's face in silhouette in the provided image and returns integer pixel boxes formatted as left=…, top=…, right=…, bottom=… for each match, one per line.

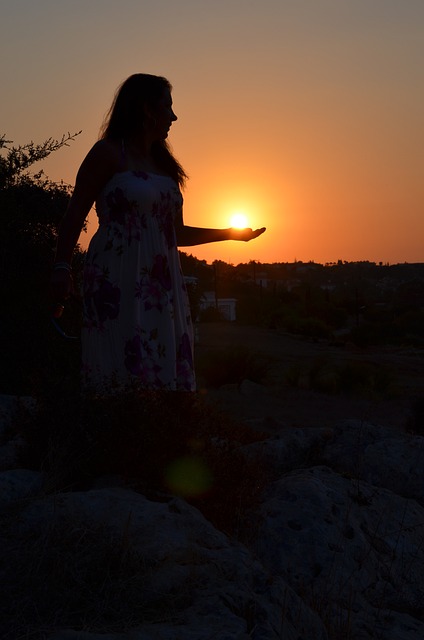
left=152, top=88, right=178, bottom=140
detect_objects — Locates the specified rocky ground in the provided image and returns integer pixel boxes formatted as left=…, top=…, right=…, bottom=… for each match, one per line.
left=1, top=324, right=424, bottom=639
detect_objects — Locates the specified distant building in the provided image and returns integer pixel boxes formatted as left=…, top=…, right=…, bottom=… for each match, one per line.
left=256, top=272, right=269, bottom=288
left=199, top=291, right=237, bottom=322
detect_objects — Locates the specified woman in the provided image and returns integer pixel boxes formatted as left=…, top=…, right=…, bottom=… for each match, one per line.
left=51, top=73, right=265, bottom=392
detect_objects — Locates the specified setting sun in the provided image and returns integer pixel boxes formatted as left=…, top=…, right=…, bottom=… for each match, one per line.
left=230, top=212, right=249, bottom=229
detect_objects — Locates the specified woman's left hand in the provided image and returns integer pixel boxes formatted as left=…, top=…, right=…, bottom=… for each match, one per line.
left=230, top=227, right=266, bottom=242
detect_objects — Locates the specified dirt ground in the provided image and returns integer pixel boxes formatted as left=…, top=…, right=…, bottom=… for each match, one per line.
left=195, top=323, right=424, bottom=433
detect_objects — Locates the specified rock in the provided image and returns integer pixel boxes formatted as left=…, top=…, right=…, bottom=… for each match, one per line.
left=0, top=468, right=44, bottom=508
left=255, top=465, right=424, bottom=640
left=3, top=391, right=424, bottom=639
left=242, top=425, right=335, bottom=471
left=0, top=439, right=23, bottom=471
left=245, top=418, right=424, bottom=505
left=320, top=419, right=424, bottom=505
left=6, top=487, right=328, bottom=640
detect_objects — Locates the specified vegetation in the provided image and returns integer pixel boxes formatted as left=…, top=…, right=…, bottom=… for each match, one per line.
left=180, top=255, right=424, bottom=348
left=285, top=356, right=396, bottom=397
left=0, top=132, right=85, bottom=394
left=196, top=344, right=273, bottom=388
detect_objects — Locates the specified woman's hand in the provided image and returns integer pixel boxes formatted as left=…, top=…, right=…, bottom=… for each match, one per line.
left=229, top=227, right=266, bottom=242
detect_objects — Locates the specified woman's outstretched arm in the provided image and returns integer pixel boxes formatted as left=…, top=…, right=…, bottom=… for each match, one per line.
left=176, top=223, right=266, bottom=247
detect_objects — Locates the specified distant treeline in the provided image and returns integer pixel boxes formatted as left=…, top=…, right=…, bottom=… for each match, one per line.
left=179, top=253, right=424, bottom=348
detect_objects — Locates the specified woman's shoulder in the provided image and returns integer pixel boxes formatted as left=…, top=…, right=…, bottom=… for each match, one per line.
left=87, top=138, right=122, bottom=167
left=77, top=138, right=122, bottom=181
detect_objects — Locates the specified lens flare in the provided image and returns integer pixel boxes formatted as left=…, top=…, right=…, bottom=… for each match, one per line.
left=165, top=456, right=213, bottom=497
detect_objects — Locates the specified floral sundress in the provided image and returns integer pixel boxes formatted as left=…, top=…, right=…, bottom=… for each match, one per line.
left=81, top=170, right=195, bottom=392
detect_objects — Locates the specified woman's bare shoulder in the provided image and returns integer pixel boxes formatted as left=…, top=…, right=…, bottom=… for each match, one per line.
left=86, top=138, right=121, bottom=165
left=77, top=138, right=121, bottom=180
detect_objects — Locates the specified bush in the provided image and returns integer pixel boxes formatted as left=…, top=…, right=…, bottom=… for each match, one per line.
left=283, top=315, right=331, bottom=339
left=285, top=357, right=395, bottom=397
left=199, top=306, right=227, bottom=322
left=196, top=345, right=273, bottom=388
left=337, top=361, right=395, bottom=395
left=0, top=132, right=84, bottom=394
left=349, top=321, right=403, bottom=347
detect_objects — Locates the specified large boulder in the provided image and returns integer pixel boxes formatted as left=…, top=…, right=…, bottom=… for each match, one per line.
left=255, top=465, right=424, bottom=640
left=0, top=468, right=43, bottom=507
left=320, top=419, right=424, bottom=505
left=244, top=418, right=424, bottom=505
left=2, top=486, right=328, bottom=640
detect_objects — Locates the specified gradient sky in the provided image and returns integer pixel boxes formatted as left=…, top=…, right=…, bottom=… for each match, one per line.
left=2, top=0, right=423, bottom=265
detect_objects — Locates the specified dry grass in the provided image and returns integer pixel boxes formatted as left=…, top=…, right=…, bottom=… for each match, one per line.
left=0, top=509, right=192, bottom=639
left=196, top=344, right=274, bottom=388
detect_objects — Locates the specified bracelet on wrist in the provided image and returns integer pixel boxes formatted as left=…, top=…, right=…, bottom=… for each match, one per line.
left=53, top=262, right=72, bottom=272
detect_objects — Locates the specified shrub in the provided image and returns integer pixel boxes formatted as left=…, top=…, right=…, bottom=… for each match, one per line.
left=196, top=345, right=273, bottom=388
left=0, top=132, right=84, bottom=394
left=281, top=312, right=332, bottom=339
left=199, top=306, right=227, bottom=322
left=285, top=357, right=395, bottom=397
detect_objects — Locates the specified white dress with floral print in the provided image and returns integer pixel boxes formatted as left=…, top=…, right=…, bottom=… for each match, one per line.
left=81, top=170, right=195, bottom=392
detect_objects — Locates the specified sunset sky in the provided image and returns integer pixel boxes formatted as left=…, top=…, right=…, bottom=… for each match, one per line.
left=2, top=0, right=423, bottom=265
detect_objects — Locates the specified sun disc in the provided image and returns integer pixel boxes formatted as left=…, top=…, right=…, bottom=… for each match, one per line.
left=230, top=212, right=249, bottom=229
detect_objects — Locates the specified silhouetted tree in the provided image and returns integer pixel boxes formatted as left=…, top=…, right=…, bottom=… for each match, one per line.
left=0, top=132, right=84, bottom=394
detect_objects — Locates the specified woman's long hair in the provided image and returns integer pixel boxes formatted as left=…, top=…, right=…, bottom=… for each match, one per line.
left=99, top=74, right=187, bottom=188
